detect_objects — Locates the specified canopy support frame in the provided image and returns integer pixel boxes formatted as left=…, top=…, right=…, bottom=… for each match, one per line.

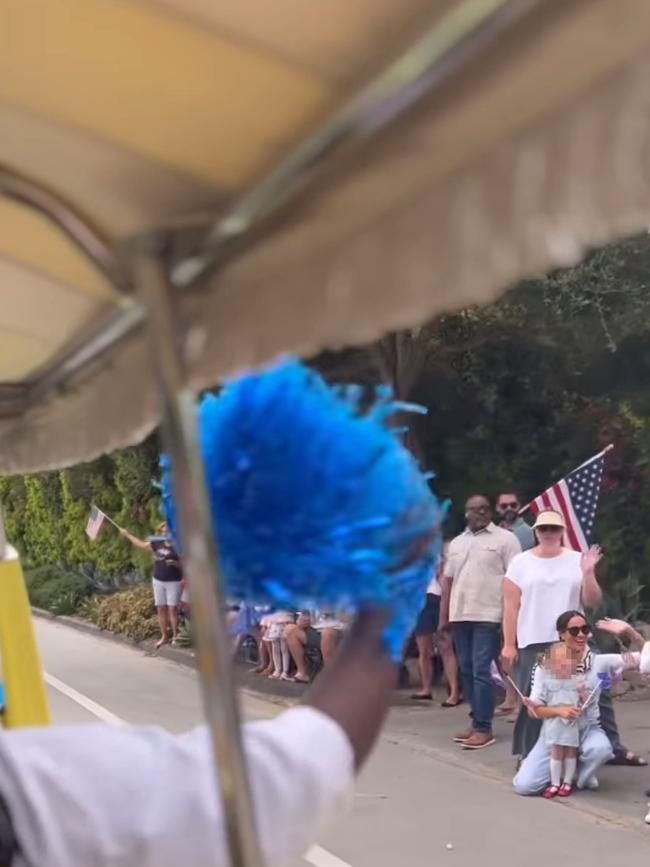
left=134, top=246, right=264, bottom=867
left=0, top=168, right=131, bottom=293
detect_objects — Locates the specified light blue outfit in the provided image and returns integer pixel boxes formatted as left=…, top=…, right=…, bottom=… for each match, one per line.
left=513, top=652, right=634, bottom=794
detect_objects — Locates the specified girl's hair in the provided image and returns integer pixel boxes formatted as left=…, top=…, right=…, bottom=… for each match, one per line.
left=538, top=640, right=579, bottom=671
left=556, top=609, right=587, bottom=635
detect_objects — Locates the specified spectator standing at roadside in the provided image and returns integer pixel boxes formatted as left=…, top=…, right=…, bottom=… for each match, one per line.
left=502, top=509, right=602, bottom=761
left=120, top=521, right=183, bottom=648
left=495, top=492, right=535, bottom=552
left=440, top=495, right=521, bottom=750
left=412, top=544, right=461, bottom=706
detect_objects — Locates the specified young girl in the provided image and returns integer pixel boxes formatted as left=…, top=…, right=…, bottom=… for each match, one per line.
left=263, top=610, right=294, bottom=680
left=528, top=642, right=585, bottom=798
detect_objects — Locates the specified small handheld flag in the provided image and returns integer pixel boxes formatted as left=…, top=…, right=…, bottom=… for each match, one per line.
left=85, top=505, right=106, bottom=540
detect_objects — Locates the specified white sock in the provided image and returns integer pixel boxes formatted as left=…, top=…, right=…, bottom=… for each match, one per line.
left=550, top=758, right=562, bottom=787
left=564, top=757, right=577, bottom=784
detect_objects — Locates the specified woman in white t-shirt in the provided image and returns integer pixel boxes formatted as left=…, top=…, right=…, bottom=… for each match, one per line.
left=501, top=509, right=603, bottom=760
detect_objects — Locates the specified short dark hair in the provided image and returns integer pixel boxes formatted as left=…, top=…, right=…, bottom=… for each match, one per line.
left=556, top=610, right=587, bottom=634
left=496, top=491, right=521, bottom=503
left=466, top=493, right=491, bottom=508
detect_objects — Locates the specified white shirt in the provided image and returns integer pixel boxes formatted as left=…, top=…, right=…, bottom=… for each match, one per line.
left=0, top=707, right=354, bottom=867
left=426, top=576, right=442, bottom=596
left=506, top=548, right=583, bottom=648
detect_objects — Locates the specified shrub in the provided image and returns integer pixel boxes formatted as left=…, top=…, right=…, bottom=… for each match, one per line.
left=25, top=567, right=93, bottom=615
left=95, top=586, right=159, bottom=642
left=76, top=595, right=103, bottom=624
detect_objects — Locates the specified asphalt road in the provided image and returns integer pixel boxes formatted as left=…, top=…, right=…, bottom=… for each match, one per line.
left=34, top=618, right=650, bottom=866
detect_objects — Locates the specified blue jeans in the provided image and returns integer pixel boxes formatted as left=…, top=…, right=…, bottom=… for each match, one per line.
left=454, top=621, right=500, bottom=733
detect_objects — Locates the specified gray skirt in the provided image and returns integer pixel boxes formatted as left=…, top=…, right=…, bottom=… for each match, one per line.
left=511, top=642, right=551, bottom=758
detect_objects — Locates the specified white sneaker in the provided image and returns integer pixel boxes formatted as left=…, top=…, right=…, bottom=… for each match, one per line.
left=640, top=642, right=650, bottom=675
left=645, top=803, right=650, bottom=824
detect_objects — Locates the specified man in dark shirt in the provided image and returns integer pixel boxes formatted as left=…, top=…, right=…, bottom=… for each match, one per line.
left=121, top=521, right=183, bottom=647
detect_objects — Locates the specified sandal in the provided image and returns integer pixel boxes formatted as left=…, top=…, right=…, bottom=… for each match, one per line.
left=607, top=751, right=648, bottom=767
left=441, top=698, right=462, bottom=708
left=494, top=705, right=515, bottom=717
left=557, top=783, right=573, bottom=798
left=411, top=693, right=433, bottom=701
left=542, top=786, right=559, bottom=799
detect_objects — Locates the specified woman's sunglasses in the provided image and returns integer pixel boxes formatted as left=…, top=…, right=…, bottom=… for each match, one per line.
left=536, top=526, right=563, bottom=534
left=566, top=625, right=591, bottom=637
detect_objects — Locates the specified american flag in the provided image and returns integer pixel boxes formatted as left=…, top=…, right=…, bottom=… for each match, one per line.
left=85, top=505, right=106, bottom=540
left=524, top=446, right=611, bottom=552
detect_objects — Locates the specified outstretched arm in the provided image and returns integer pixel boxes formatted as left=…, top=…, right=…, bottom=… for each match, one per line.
left=580, top=546, right=603, bottom=608
left=119, top=528, right=151, bottom=552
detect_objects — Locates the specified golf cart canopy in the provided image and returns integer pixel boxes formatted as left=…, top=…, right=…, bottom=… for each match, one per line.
left=2, top=0, right=650, bottom=474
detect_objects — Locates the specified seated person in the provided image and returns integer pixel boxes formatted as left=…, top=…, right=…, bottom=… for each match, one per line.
left=286, top=612, right=349, bottom=683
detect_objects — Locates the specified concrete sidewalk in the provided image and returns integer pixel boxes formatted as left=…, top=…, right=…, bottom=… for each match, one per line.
left=381, top=686, right=650, bottom=827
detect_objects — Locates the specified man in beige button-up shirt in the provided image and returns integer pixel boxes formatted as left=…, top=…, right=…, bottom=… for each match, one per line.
left=440, top=494, right=521, bottom=751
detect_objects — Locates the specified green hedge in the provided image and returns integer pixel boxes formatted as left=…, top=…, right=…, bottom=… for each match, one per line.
left=0, top=436, right=161, bottom=579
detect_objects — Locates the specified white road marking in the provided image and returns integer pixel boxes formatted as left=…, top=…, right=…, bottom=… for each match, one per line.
left=305, top=844, right=353, bottom=867
left=45, top=671, right=350, bottom=866
left=44, top=672, right=127, bottom=726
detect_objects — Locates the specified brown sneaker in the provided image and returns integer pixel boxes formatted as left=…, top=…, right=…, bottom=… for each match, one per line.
left=462, top=731, right=495, bottom=750
left=453, top=729, right=473, bottom=743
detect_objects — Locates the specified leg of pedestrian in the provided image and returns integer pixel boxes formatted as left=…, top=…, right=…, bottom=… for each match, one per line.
left=413, top=634, right=433, bottom=700
left=437, top=630, right=461, bottom=706
left=286, top=626, right=310, bottom=682
left=462, top=623, right=499, bottom=749
left=576, top=727, right=614, bottom=789
left=513, top=737, right=553, bottom=795
left=452, top=623, right=475, bottom=742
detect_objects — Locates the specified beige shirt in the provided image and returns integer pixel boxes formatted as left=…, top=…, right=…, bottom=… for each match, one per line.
left=446, top=523, right=521, bottom=623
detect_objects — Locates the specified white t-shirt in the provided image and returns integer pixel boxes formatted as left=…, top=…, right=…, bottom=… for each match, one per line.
left=426, top=576, right=442, bottom=596
left=505, top=549, right=583, bottom=648
left=0, top=707, right=353, bottom=867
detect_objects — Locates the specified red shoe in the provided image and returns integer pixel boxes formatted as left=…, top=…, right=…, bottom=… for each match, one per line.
left=542, top=785, right=559, bottom=799
left=557, top=783, right=573, bottom=797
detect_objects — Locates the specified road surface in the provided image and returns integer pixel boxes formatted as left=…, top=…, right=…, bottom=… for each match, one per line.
left=34, top=618, right=650, bottom=866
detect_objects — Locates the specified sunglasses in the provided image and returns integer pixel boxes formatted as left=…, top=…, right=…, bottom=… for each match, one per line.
left=536, top=525, right=563, bottom=533
left=566, top=625, right=591, bottom=637
left=498, top=502, right=519, bottom=510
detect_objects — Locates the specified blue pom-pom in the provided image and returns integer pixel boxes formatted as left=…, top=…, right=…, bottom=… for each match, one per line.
left=161, top=360, right=443, bottom=658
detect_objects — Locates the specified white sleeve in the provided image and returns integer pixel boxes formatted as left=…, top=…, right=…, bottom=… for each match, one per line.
left=505, top=552, right=523, bottom=587
left=592, top=652, right=639, bottom=677
left=528, top=665, right=547, bottom=704
left=0, top=707, right=354, bottom=867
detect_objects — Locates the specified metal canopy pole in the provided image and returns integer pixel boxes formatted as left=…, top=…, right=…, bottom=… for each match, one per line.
left=134, top=245, right=264, bottom=867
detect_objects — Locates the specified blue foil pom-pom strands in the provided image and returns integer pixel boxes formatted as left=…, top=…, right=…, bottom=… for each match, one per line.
left=161, top=360, right=443, bottom=658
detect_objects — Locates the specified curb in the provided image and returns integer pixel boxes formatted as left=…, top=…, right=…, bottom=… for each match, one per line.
left=31, top=607, right=299, bottom=704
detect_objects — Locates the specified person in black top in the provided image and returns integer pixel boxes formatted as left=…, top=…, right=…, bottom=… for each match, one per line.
left=121, top=521, right=183, bottom=647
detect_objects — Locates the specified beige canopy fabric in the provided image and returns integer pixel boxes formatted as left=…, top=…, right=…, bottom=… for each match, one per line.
left=2, top=0, right=650, bottom=473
